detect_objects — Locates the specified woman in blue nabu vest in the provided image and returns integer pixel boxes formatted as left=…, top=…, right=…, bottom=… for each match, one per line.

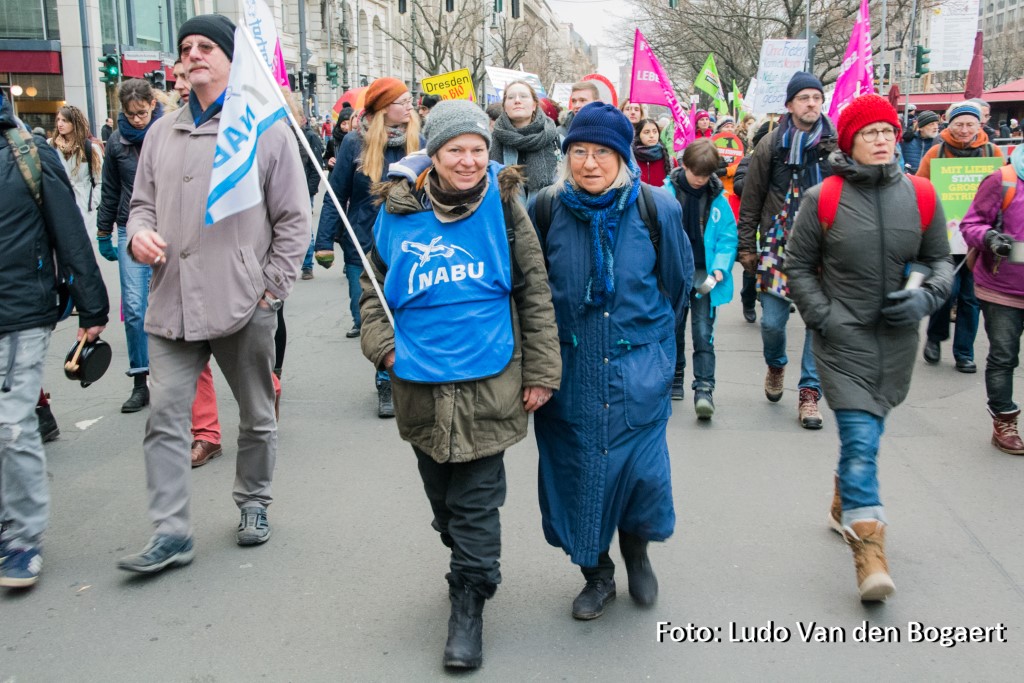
left=528, top=102, right=694, bottom=621
left=359, top=100, right=561, bottom=671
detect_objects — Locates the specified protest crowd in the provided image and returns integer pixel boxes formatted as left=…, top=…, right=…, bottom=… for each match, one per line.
left=3, top=7, right=1024, bottom=675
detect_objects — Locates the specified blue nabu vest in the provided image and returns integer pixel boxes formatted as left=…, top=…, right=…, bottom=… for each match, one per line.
left=375, top=162, right=514, bottom=383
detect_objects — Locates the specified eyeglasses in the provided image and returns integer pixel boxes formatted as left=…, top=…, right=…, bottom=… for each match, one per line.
left=390, top=97, right=414, bottom=108
left=793, top=94, right=824, bottom=104
left=569, top=147, right=616, bottom=162
left=124, top=108, right=153, bottom=120
left=179, top=41, right=218, bottom=59
left=857, top=127, right=897, bottom=142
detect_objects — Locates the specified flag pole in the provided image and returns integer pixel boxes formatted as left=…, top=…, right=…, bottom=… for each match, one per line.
left=237, top=25, right=395, bottom=329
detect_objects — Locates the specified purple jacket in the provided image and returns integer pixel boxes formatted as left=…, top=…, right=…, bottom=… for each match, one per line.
left=960, top=170, right=1024, bottom=297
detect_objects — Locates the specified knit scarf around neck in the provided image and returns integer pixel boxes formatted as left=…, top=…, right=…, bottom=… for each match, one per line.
left=558, top=161, right=642, bottom=307
left=357, top=114, right=408, bottom=148
left=52, top=135, right=81, bottom=160
left=489, top=113, right=559, bottom=192
left=117, top=103, right=163, bottom=146
left=632, top=140, right=671, bottom=174
left=780, top=113, right=827, bottom=167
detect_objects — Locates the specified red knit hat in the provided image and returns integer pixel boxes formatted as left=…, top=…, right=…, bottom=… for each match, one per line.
left=363, top=77, right=408, bottom=114
left=836, top=94, right=902, bottom=155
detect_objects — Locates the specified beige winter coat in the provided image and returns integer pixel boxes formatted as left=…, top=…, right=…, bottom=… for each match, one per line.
left=126, top=105, right=310, bottom=341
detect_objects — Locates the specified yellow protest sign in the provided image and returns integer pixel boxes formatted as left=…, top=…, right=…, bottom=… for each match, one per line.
left=421, top=69, right=476, bottom=102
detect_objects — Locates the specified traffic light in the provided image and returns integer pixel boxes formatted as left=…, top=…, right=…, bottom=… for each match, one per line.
left=326, top=62, right=339, bottom=87
left=145, top=69, right=166, bottom=91
left=914, top=45, right=931, bottom=77
left=305, top=72, right=317, bottom=91
left=669, top=0, right=679, bottom=7
left=98, top=53, right=120, bottom=84
left=445, top=0, right=454, bottom=11
left=510, top=0, right=519, bottom=18
left=398, top=0, right=407, bottom=13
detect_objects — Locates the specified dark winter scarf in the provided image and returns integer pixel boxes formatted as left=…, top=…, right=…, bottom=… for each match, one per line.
left=117, top=103, right=163, bottom=146
left=632, top=140, right=672, bottom=175
left=672, top=172, right=707, bottom=270
left=559, top=160, right=642, bottom=307
left=780, top=113, right=827, bottom=168
left=357, top=114, right=409, bottom=148
left=424, top=169, right=488, bottom=222
left=489, top=113, right=559, bottom=192
left=189, top=90, right=225, bottom=128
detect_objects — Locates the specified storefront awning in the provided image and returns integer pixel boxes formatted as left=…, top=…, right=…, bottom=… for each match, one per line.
left=0, top=50, right=61, bottom=74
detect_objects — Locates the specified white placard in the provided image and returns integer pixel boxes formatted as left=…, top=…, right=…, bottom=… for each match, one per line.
left=550, top=82, right=573, bottom=108
left=484, top=66, right=547, bottom=99
left=927, top=0, right=980, bottom=72
left=749, top=40, right=809, bottom=114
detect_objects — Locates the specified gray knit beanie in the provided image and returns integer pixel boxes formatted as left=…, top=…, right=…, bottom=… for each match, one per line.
left=423, top=100, right=491, bottom=156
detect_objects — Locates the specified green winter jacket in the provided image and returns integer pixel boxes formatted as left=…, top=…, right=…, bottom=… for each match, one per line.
left=359, top=165, right=561, bottom=463
left=786, top=154, right=954, bottom=417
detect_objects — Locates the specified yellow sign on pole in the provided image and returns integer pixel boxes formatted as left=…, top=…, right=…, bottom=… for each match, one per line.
left=421, top=69, right=476, bottom=102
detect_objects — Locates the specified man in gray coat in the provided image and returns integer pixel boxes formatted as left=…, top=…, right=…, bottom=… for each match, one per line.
left=117, top=15, right=310, bottom=574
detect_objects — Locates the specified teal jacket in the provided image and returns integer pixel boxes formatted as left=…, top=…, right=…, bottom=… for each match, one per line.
left=661, top=172, right=738, bottom=310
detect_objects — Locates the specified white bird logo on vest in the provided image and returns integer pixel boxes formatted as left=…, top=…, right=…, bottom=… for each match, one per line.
left=401, top=236, right=473, bottom=266
left=402, top=236, right=479, bottom=295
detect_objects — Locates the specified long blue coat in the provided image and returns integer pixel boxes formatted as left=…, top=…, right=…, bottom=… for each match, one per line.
left=529, top=185, right=694, bottom=567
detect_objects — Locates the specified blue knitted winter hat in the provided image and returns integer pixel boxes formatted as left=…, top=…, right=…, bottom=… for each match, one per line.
left=561, top=102, right=634, bottom=162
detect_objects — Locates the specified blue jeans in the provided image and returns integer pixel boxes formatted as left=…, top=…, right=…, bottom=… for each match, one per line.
left=345, top=264, right=363, bottom=328
left=302, top=196, right=315, bottom=271
left=676, top=292, right=716, bottom=390
left=926, top=259, right=979, bottom=362
left=117, top=225, right=151, bottom=375
left=835, top=409, right=887, bottom=526
left=0, top=325, right=51, bottom=548
left=760, top=293, right=820, bottom=395
left=980, top=300, right=1024, bottom=414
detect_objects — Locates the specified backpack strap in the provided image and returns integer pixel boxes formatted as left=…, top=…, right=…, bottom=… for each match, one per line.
left=817, top=176, right=844, bottom=230
left=4, top=128, right=43, bottom=207
left=636, top=183, right=660, bottom=261
left=533, top=184, right=557, bottom=250
left=907, top=175, right=937, bottom=230
left=999, top=164, right=1018, bottom=210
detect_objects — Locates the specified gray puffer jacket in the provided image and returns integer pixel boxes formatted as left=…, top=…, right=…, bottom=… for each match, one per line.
left=786, top=154, right=953, bottom=417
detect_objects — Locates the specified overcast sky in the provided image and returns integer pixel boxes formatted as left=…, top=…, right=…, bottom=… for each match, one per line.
left=547, top=0, right=629, bottom=85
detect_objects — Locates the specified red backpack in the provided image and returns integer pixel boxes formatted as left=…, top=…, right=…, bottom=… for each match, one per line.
left=817, top=174, right=937, bottom=231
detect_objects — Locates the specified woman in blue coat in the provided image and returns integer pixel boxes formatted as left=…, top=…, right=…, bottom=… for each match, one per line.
left=529, top=103, right=694, bottom=620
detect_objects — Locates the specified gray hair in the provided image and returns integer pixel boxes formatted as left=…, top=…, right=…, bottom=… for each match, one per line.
left=555, top=143, right=633, bottom=192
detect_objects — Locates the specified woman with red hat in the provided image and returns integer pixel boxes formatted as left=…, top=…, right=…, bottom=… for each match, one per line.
left=786, top=94, right=953, bottom=602
left=313, top=77, right=423, bottom=417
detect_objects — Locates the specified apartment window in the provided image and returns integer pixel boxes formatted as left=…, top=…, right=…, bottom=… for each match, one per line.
left=0, top=0, right=60, bottom=40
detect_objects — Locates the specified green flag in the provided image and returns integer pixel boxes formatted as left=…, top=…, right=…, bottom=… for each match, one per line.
left=694, top=53, right=728, bottom=115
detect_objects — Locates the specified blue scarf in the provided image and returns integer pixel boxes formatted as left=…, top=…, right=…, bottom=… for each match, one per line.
left=117, top=103, right=163, bottom=146
left=780, top=113, right=828, bottom=168
left=558, top=160, right=642, bottom=307
left=189, top=91, right=226, bottom=128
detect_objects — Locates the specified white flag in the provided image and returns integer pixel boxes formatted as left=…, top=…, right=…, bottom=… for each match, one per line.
left=205, top=25, right=288, bottom=225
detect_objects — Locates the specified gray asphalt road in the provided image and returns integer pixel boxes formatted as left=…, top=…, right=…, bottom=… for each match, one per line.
left=2, top=247, right=1022, bottom=682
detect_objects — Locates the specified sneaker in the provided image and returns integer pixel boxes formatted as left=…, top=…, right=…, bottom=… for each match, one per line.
left=798, top=388, right=823, bottom=429
left=377, top=381, right=395, bottom=418
left=345, top=325, right=361, bottom=339
left=694, top=390, right=715, bottom=420
left=670, top=370, right=685, bottom=401
left=117, top=535, right=194, bottom=574
left=0, top=546, right=42, bottom=588
left=36, top=404, right=60, bottom=442
left=764, top=366, right=785, bottom=402
left=236, top=506, right=271, bottom=546
left=301, top=268, right=314, bottom=280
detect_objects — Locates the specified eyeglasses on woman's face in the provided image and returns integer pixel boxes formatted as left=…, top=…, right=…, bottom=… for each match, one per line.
left=857, top=127, right=897, bottom=142
left=569, top=147, right=616, bottom=162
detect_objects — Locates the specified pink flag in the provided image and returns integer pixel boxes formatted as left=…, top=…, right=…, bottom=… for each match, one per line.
left=272, top=40, right=289, bottom=87
left=630, top=29, right=694, bottom=151
left=827, top=0, right=875, bottom=119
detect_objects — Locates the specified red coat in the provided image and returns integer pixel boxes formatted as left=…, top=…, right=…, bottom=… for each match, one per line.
left=638, top=157, right=673, bottom=188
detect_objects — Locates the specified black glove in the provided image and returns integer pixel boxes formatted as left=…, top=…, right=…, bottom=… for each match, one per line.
left=984, top=229, right=1013, bottom=257
left=715, top=156, right=728, bottom=177
left=882, top=289, right=933, bottom=327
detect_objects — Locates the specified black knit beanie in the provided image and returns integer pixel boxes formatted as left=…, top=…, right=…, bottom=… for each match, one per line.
left=785, top=71, right=824, bottom=104
left=177, top=14, right=236, bottom=61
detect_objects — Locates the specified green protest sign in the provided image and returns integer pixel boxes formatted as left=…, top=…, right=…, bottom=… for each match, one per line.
left=928, top=157, right=1003, bottom=254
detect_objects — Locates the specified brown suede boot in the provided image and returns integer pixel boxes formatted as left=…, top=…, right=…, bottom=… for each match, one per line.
left=991, top=409, right=1024, bottom=455
left=843, top=520, right=895, bottom=602
left=828, top=474, right=844, bottom=537
left=764, top=366, right=785, bottom=402
left=798, top=388, right=823, bottom=429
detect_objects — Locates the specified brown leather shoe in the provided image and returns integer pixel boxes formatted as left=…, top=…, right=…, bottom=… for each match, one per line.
left=191, top=440, right=223, bottom=468
left=798, top=388, right=823, bottom=429
left=991, top=409, right=1024, bottom=454
left=764, top=366, right=785, bottom=402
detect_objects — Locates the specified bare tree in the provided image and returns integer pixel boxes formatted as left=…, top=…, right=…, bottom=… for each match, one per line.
left=381, top=1, right=487, bottom=83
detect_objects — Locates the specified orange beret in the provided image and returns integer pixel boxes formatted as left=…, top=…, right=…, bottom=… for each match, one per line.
left=363, top=77, right=408, bottom=114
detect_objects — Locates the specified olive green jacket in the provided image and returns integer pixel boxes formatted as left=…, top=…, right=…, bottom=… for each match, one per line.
left=360, top=165, right=561, bottom=463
